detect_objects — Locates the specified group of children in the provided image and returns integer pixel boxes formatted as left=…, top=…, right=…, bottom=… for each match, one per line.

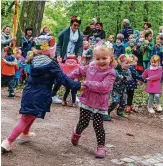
left=1, top=26, right=163, bottom=159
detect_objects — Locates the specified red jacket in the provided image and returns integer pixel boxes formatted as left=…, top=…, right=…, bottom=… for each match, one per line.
left=1, top=59, right=19, bottom=76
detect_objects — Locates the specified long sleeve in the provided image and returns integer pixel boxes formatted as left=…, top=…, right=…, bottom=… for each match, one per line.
left=55, top=31, right=64, bottom=57
left=68, top=65, right=89, bottom=80
left=148, top=68, right=162, bottom=81
left=84, top=71, right=116, bottom=94
left=1, top=35, right=12, bottom=46
left=142, top=69, right=148, bottom=78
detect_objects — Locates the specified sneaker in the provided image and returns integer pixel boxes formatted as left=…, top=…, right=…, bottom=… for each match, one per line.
left=156, top=105, right=162, bottom=112
left=1, top=139, right=12, bottom=153
left=71, top=129, right=81, bottom=146
left=103, top=114, right=112, bottom=121
left=52, top=96, right=62, bottom=104
left=148, top=107, right=155, bottom=114
left=76, top=96, right=80, bottom=103
left=117, top=112, right=128, bottom=118
left=125, top=106, right=132, bottom=114
left=95, top=146, right=106, bottom=158
left=17, top=132, right=36, bottom=141
left=7, top=93, right=15, bottom=98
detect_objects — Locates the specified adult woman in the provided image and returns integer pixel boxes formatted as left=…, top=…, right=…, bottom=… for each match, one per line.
left=20, top=28, right=34, bottom=58
left=1, top=26, right=16, bottom=58
left=52, top=16, right=83, bottom=104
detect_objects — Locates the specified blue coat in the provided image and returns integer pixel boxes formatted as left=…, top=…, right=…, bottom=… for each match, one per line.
left=126, top=65, right=146, bottom=91
left=114, top=43, right=125, bottom=58
left=20, top=55, right=81, bottom=119
left=20, top=36, right=34, bottom=58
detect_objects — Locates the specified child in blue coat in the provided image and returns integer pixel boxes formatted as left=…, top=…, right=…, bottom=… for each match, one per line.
left=1, top=36, right=81, bottom=153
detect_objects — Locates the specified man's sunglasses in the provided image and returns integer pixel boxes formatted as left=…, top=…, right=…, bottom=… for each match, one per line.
left=73, top=24, right=79, bottom=27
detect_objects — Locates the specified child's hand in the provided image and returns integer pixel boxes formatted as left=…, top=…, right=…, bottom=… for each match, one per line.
left=137, top=81, right=143, bottom=86
left=80, top=85, right=86, bottom=91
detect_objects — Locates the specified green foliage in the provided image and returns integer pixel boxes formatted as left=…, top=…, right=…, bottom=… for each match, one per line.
left=1, top=1, right=163, bottom=40
left=42, top=1, right=163, bottom=40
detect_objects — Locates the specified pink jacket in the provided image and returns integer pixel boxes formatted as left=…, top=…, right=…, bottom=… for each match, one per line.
left=142, top=67, right=162, bottom=94
left=68, top=63, right=116, bottom=111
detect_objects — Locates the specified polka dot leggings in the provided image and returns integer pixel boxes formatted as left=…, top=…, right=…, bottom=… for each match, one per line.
left=76, top=108, right=105, bottom=146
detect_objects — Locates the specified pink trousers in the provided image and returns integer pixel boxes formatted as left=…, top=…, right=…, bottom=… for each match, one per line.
left=8, top=114, right=36, bottom=142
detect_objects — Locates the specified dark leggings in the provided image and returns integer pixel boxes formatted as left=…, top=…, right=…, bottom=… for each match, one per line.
left=76, top=108, right=105, bottom=146
left=52, top=82, right=61, bottom=96
left=63, top=87, right=76, bottom=103
left=127, top=89, right=135, bottom=106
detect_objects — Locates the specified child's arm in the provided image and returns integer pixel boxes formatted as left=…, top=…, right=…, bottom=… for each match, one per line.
left=146, top=68, right=162, bottom=81
left=142, top=69, right=148, bottom=78
left=50, top=61, right=81, bottom=91
left=68, top=65, right=89, bottom=80
left=83, top=71, right=116, bottom=94
left=130, top=67, right=146, bottom=82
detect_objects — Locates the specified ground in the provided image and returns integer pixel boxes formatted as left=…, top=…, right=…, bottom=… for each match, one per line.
left=1, top=87, right=163, bottom=166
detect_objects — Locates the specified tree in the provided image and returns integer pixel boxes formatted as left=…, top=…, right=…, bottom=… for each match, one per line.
left=16, top=1, right=45, bottom=45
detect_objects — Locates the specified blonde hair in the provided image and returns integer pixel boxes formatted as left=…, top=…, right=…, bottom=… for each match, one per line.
left=93, top=45, right=117, bottom=67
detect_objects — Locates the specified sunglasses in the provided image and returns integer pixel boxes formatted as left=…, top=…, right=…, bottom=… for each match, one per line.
left=73, top=24, right=79, bottom=27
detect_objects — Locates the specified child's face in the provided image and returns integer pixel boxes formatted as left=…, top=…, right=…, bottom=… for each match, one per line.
left=27, top=30, right=32, bottom=36
left=83, top=42, right=89, bottom=49
left=151, top=61, right=159, bottom=67
left=144, top=24, right=148, bottom=30
left=121, top=60, right=130, bottom=69
left=137, top=41, right=142, bottom=46
left=109, top=36, right=114, bottom=43
left=95, top=50, right=112, bottom=69
left=139, top=32, right=144, bottom=38
left=147, top=34, right=152, bottom=41
left=116, top=39, right=121, bottom=44
left=129, top=42, right=134, bottom=47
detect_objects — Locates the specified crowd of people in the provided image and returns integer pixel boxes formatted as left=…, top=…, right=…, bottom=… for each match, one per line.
left=1, top=16, right=163, bottom=158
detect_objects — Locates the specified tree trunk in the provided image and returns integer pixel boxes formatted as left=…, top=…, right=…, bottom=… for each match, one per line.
left=16, top=1, right=45, bottom=45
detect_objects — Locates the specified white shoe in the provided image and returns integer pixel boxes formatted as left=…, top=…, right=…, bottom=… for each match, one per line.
left=1, top=139, right=12, bottom=153
left=156, top=105, right=162, bottom=112
left=76, top=96, right=80, bottom=103
left=17, top=132, right=36, bottom=141
left=52, top=96, right=62, bottom=104
left=148, top=107, right=155, bottom=114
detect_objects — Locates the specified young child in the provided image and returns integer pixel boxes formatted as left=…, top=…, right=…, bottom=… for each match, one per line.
left=1, top=36, right=81, bottom=153
left=142, top=55, right=162, bottom=113
left=133, top=38, right=145, bottom=75
left=114, top=35, right=125, bottom=58
left=139, top=31, right=145, bottom=39
left=125, top=39, right=136, bottom=55
left=108, top=35, right=115, bottom=46
left=104, top=54, right=131, bottom=121
left=1, top=47, right=19, bottom=98
left=140, top=31, right=154, bottom=69
left=125, top=54, right=146, bottom=113
left=68, top=43, right=116, bottom=158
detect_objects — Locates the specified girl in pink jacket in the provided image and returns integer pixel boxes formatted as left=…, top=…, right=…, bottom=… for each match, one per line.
left=68, top=43, right=116, bottom=158
left=142, top=55, right=163, bottom=113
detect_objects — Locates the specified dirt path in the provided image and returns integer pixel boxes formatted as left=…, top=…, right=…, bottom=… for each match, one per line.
left=1, top=88, right=163, bottom=166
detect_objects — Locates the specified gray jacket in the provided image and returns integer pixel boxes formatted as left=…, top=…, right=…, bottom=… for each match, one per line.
left=1, top=32, right=12, bottom=58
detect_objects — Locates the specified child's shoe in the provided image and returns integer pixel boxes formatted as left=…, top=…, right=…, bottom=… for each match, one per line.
left=95, top=146, right=106, bottom=158
left=103, top=114, right=112, bottom=121
left=17, top=132, right=36, bottom=141
left=67, top=101, right=77, bottom=107
left=117, top=112, right=128, bottom=118
left=71, top=129, right=81, bottom=146
left=148, top=107, right=155, bottom=114
left=1, top=139, right=12, bottom=153
left=125, top=106, right=132, bottom=114
left=156, top=105, right=162, bottom=112
left=7, top=93, right=15, bottom=98
left=62, top=101, right=67, bottom=106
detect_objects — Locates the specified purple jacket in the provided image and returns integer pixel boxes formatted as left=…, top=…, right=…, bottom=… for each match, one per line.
left=142, top=67, right=162, bottom=94
left=68, top=63, right=116, bottom=111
